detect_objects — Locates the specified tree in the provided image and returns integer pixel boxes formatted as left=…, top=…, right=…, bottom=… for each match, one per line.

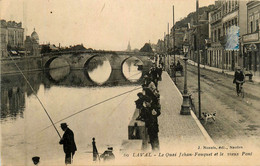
left=40, top=45, right=51, bottom=53
left=140, top=43, right=153, bottom=53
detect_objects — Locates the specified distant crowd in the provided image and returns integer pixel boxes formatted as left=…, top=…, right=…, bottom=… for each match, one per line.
left=134, top=59, right=163, bottom=151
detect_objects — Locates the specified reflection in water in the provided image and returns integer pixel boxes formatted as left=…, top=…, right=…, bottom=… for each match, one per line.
left=48, top=66, right=70, bottom=82
left=1, top=72, right=42, bottom=119
left=122, top=57, right=143, bottom=82
left=1, top=58, right=144, bottom=119
left=86, top=56, right=112, bottom=85
left=0, top=57, right=150, bottom=165
left=1, top=87, right=25, bottom=119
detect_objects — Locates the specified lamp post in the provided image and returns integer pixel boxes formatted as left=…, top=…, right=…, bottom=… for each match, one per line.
left=173, top=5, right=176, bottom=84
left=196, top=0, right=202, bottom=119
left=180, top=46, right=191, bottom=115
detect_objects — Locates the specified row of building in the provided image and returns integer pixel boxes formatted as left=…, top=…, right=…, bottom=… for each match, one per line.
left=0, top=19, right=40, bottom=57
left=156, top=0, right=260, bottom=77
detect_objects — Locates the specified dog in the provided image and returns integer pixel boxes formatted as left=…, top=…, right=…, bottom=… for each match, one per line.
left=202, top=112, right=216, bottom=124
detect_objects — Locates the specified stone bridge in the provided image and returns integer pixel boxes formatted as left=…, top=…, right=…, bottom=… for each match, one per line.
left=42, top=51, right=153, bottom=71
left=42, top=51, right=154, bottom=85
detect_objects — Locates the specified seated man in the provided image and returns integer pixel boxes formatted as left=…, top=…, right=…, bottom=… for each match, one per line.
left=100, top=147, right=115, bottom=162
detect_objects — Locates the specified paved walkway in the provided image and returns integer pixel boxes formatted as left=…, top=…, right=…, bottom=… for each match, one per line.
left=158, top=71, right=214, bottom=152
left=177, top=55, right=260, bottom=83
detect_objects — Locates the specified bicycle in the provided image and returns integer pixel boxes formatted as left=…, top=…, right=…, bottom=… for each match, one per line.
left=236, top=80, right=245, bottom=98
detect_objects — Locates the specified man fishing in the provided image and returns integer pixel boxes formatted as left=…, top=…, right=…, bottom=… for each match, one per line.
left=59, top=123, right=77, bottom=165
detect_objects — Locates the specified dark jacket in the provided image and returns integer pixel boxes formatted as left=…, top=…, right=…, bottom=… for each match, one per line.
left=59, top=128, right=77, bottom=153
left=135, top=98, right=144, bottom=110
left=144, top=105, right=161, bottom=135
left=234, top=71, right=245, bottom=82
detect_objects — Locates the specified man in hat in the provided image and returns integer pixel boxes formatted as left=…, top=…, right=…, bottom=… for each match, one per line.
left=233, top=66, right=245, bottom=95
left=59, top=123, right=77, bottom=165
left=143, top=95, right=160, bottom=151
left=100, top=147, right=115, bottom=162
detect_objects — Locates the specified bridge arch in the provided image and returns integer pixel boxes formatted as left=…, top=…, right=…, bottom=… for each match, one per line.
left=83, top=54, right=112, bottom=85
left=121, top=56, right=144, bottom=82
left=44, top=56, right=70, bottom=69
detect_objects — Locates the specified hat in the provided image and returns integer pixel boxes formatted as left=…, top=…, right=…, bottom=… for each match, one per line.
left=137, top=92, right=144, bottom=98
left=32, top=156, right=40, bottom=165
left=108, top=147, right=113, bottom=151
left=60, top=123, right=68, bottom=127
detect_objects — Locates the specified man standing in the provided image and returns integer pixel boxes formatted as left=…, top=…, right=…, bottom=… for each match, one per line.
left=59, top=123, right=77, bottom=165
left=233, top=66, right=245, bottom=95
left=143, top=96, right=160, bottom=151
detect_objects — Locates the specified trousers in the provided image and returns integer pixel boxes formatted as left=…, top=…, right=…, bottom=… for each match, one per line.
left=65, top=152, right=75, bottom=165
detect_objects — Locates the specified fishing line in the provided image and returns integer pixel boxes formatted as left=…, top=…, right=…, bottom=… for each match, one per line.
left=106, top=87, right=134, bottom=118
left=40, top=86, right=142, bottom=131
left=7, top=53, right=61, bottom=138
left=25, top=71, right=145, bottom=139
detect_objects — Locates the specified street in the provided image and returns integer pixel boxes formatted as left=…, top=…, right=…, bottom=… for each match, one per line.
left=173, top=56, right=260, bottom=147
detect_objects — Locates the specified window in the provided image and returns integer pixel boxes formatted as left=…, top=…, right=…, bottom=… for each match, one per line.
left=229, top=1, right=231, bottom=12
left=226, top=2, right=228, bottom=13
left=250, top=21, right=253, bottom=33
left=218, top=29, right=221, bottom=40
left=214, top=30, right=217, bottom=42
left=223, top=24, right=225, bottom=35
left=256, top=19, right=259, bottom=31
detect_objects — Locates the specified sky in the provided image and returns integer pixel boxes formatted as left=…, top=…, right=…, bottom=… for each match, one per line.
left=0, top=0, right=215, bottom=51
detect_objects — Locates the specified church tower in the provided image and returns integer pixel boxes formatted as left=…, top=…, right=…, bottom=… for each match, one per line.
left=126, top=41, right=131, bottom=51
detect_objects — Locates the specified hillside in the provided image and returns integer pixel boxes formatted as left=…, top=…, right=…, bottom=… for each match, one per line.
left=174, top=4, right=215, bottom=29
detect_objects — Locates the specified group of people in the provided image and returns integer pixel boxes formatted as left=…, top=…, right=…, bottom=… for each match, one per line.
left=134, top=64, right=163, bottom=151
left=57, top=123, right=114, bottom=165
left=35, top=61, right=166, bottom=165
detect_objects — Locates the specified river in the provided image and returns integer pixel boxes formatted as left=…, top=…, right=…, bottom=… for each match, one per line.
left=1, top=56, right=146, bottom=165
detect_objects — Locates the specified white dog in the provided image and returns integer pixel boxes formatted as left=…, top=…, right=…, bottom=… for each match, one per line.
left=202, top=112, right=216, bottom=124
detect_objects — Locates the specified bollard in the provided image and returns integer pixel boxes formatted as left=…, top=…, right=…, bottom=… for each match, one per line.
left=92, top=137, right=100, bottom=161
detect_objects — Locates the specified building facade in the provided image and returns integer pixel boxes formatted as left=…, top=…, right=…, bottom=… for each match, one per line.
left=208, top=0, right=247, bottom=71
left=24, top=29, right=40, bottom=56
left=0, top=20, right=24, bottom=57
left=242, top=1, right=260, bottom=76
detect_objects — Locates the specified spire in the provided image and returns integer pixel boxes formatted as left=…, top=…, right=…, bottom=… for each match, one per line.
left=127, top=41, right=131, bottom=51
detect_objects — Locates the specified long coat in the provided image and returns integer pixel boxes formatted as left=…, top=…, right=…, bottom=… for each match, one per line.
left=59, top=128, right=77, bottom=154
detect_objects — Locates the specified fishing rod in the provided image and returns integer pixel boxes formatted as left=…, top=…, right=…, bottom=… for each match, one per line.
left=40, top=86, right=142, bottom=131
left=7, top=53, right=61, bottom=139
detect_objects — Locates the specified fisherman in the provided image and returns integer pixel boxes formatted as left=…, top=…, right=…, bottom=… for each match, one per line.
left=59, top=123, right=77, bottom=165
left=100, top=147, right=115, bottom=162
left=143, top=96, right=160, bottom=151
